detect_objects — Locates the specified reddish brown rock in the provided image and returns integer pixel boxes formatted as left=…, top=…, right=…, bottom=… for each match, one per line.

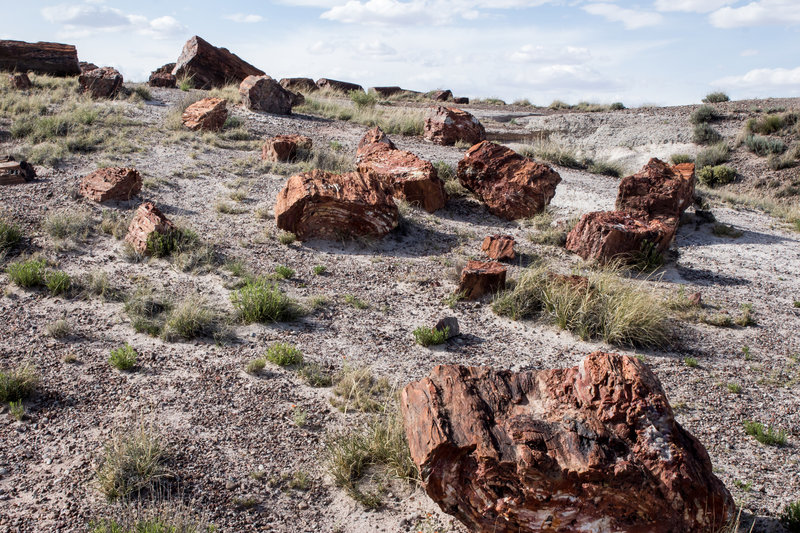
left=0, top=40, right=80, bottom=76
left=423, top=106, right=486, bottom=146
left=401, top=352, right=734, bottom=533
left=79, top=167, right=142, bottom=203
left=458, top=260, right=506, bottom=300
left=453, top=96, right=469, bottom=104
left=148, top=66, right=176, bottom=88
left=316, top=78, right=364, bottom=94
left=79, top=61, right=98, bottom=74
left=172, top=36, right=265, bottom=90
left=481, top=235, right=515, bottom=261
left=261, top=135, right=313, bottom=162
left=124, top=202, right=175, bottom=254
left=370, top=86, right=404, bottom=97
left=287, top=90, right=305, bottom=107
left=0, top=156, right=36, bottom=186
left=8, top=73, right=31, bottom=90
left=565, top=210, right=677, bottom=264
left=181, top=97, right=227, bottom=131
left=274, top=170, right=398, bottom=240
left=457, top=141, right=561, bottom=220
left=617, top=158, right=696, bottom=219
left=279, top=77, right=318, bottom=93
left=78, top=66, right=123, bottom=99
left=356, top=127, right=447, bottom=212
left=431, top=89, right=452, bottom=101
left=239, top=75, right=293, bottom=115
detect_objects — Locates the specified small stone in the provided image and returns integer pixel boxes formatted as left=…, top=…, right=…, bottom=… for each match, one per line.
left=434, top=317, right=459, bottom=339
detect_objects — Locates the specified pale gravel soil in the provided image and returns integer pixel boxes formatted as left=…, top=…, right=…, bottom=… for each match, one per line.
left=0, top=87, right=798, bottom=532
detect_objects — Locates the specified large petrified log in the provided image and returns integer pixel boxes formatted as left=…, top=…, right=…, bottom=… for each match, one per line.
left=457, top=260, right=507, bottom=300
left=79, top=167, right=142, bottom=202
left=316, top=78, right=364, bottom=94
left=172, top=36, right=264, bottom=90
left=181, top=98, right=227, bottom=131
left=0, top=40, right=80, bottom=76
left=401, top=351, right=734, bottom=533
left=239, top=75, right=293, bottom=115
left=279, top=77, right=318, bottom=93
left=0, top=156, right=36, bottom=186
left=274, top=170, right=398, bottom=240
left=424, top=106, right=485, bottom=146
left=261, top=135, right=312, bottom=163
left=78, top=67, right=123, bottom=99
left=457, top=140, right=561, bottom=220
left=616, top=158, right=695, bottom=219
left=124, top=202, right=175, bottom=254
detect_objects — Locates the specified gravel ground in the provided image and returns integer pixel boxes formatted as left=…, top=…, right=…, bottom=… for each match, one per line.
left=0, top=87, right=798, bottom=532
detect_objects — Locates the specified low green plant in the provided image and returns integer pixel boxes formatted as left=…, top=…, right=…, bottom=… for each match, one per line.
left=145, top=229, right=199, bottom=258
left=690, top=105, right=721, bottom=124
left=632, top=239, right=664, bottom=272
left=670, top=153, right=694, bottom=164
left=8, top=399, right=25, bottom=420
left=265, top=343, right=303, bottom=366
left=312, top=265, right=327, bottom=275
left=162, top=296, right=217, bottom=342
left=587, top=159, right=624, bottom=177
left=0, top=363, right=38, bottom=402
left=44, top=210, right=93, bottom=240
left=735, top=303, right=756, bottom=326
left=109, top=343, right=138, bottom=371
left=246, top=357, right=266, bottom=375
left=6, top=258, right=47, bottom=288
left=727, top=383, right=742, bottom=394
left=343, top=294, right=368, bottom=310
left=695, top=143, right=730, bottom=169
left=277, top=232, right=296, bottom=245
left=747, top=113, right=789, bottom=135
left=274, top=265, right=294, bottom=279
left=412, top=326, right=448, bottom=347
left=292, top=406, right=308, bottom=427
left=693, top=123, right=722, bottom=144
left=350, top=90, right=377, bottom=109
left=781, top=500, right=800, bottom=532
left=684, top=357, right=698, bottom=368
left=703, top=92, right=729, bottom=104
left=744, top=134, right=786, bottom=156
left=743, top=420, right=787, bottom=446
left=45, top=269, right=71, bottom=295
left=703, top=312, right=733, bottom=327
left=0, top=219, right=22, bottom=254
left=96, top=425, right=167, bottom=501
left=124, top=288, right=170, bottom=336
left=697, top=165, right=735, bottom=187
left=230, top=278, right=302, bottom=323
left=331, top=366, right=391, bottom=413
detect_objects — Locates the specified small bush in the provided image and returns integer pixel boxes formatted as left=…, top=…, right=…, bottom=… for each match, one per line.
left=298, top=362, right=333, bottom=387
left=45, top=269, right=71, bottom=295
left=781, top=500, right=800, bottom=532
left=277, top=231, right=296, bottom=245
left=312, top=265, right=327, bottom=275
left=246, top=358, right=266, bottom=375
left=44, top=210, right=93, bottom=240
left=274, top=265, right=294, bottom=279
left=697, top=165, right=735, bottom=187
left=96, top=425, right=167, bottom=501
left=109, top=343, right=138, bottom=371
left=331, top=366, right=391, bottom=413
left=343, top=294, right=368, bottom=310
left=412, top=326, right=448, bottom=346
left=130, top=85, right=152, bottom=102
left=0, top=363, right=38, bottom=402
left=744, top=134, right=786, bottom=156
left=146, top=228, right=198, bottom=258
left=693, top=123, right=722, bottom=144
left=695, top=143, right=730, bottom=169
left=6, top=258, right=47, bottom=288
left=350, top=90, right=376, bottom=109
left=727, top=383, right=742, bottom=394
left=265, top=343, right=303, bottom=366
left=520, top=141, right=584, bottom=169
left=162, top=296, right=217, bottom=342
left=670, top=153, right=694, bottom=164
left=684, top=357, right=698, bottom=368
left=230, top=278, right=302, bottom=323
left=0, top=219, right=22, bottom=254
left=690, top=105, right=721, bottom=124
left=743, top=420, right=787, bottom=446
left=703, top=92, right=729, bottom=103
left=747, top=114, right=786, bottom=135
left=47, top=319, right=71, bottom=338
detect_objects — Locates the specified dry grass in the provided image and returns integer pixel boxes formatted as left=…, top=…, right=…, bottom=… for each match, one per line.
left=96, top=425, right=168, bottom=501
left=295, top=96, right=425, bottom=136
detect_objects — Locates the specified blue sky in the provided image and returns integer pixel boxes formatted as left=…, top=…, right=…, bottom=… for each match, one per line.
left=6, top=0, right=800, bottom=105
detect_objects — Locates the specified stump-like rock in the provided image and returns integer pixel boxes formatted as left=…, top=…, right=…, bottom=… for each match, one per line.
left=78, top=67, right=123, bottom=99
left=239, top=75, right=293, bottom=115
left=356, top=126, right=396, bottom=160
left=279, top=77, right=318, bottom=93
left=262, top=135, right=312, bottom=162
left=457, top=141, right=561, bottom=220
left=458, top=260, right=507, bottom=300
left=431, top=89, right=452, bottom=101
left=79, top=167, right=142, bottom=203
left=0, top=156, right=36, bottom=186
left=401, top=351, right=734, bottom=533
left=124, top=202, right=175, bottom=254
left=274, top=170, right=398, bottom=240
left=8, top=73, right=31, bottom=90
left=148, top=65, right=176, bottom=88
left=423, top=106, right=485, bottom=146
left=172, top=36, right=264, bottom=90
left=481, top=234, right=516, bottom=261
left=370, top=86, right=404, bottom=97
left=181, top=97, right=227, bottom=131
left=79, top=61, right=98, bottom=74
left=316, top=78, right=364, bottom=94
left=453, top=97, right=469, bottom=104
left=617, top=158, right=696, bottom=219
left=0, top=40, right=80, bottom=76
left=565, top=210, right=677, bottom=264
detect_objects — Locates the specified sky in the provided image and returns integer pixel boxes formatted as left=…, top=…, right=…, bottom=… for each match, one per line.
left=5, top=0, right=800, bottom=106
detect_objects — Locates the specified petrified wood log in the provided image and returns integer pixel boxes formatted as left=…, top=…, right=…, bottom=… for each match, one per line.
left=0, top=40, right=80, bottom=76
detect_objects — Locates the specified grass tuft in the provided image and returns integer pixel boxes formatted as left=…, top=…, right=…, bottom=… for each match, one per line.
left=412, top=326, right=448, bottom=347
left=695, top=143, right=730, bottom=169
left=265, top=343, right=303, bottom=366
left=96, top=425, right=167, bottom=501
left=743, top=420, right=787, bottom=446
left=230, top=278, right=302, bottom=323
left=703, top=92, right=729, bottom=103
left=690, top=105, right=721, bottom=124
left=109, top=343, right=138, bottom=371
left=0, top=363, right=38, bottom=402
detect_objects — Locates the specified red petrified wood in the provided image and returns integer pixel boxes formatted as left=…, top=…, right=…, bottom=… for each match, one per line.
left=239, top=75, right=293, bottom=115
left=78, top=67, right=123, bottom=99
left=172, top=36, right=265, bottom=90
left=458, top=260, right=507, bottom=300
left=616, top=158, right=696, bottom=218
left=79, top=167, right=142, bottom=202
left=261, top=135, right=312, bottom=162
left=182, top=97, right=227, bottom=131
left=423, top=106, right=485, bottom=146
left=457, top=140, right=561, bottom=220
left=401, top=351, right=734, bottom=533
left=124, top=202, right=175, bottom=254
left=274, top=170, right=398, bottom=240
left=481, top=235, right=516, bottom=261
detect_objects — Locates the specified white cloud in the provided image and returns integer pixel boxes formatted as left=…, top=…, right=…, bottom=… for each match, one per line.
left=653, top=0, right=731, bottom=12
left=357, top=40, right=397, bottom=57
left=710, top=0, right=800, bottom=27
left=41, top=3, right=186, bottom=39
left=583, top=3, right=663, bottom=29
left=225, top=13, right=263, bottom=23
left=740, top=48, right=758, bottom=56
left=714, top=66, right=800, bottom=88
left=509, top=44, right=590, bottom=64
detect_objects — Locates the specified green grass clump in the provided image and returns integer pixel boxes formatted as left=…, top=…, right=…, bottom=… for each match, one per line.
left=693, top=123, right=722, bottom=144
left=90, top=516, right=211, bottom=533
left=727, top=383, right=742, bottom=394
left=492, top=265, right=670, bottom=347
left=519, top=141, right=583, bottom=169
left=684, top=357, right=698, bottom=368
left=695, top=143, right=730, bottom=169
left=162, top=296, right=217, bottom=342
left=109, top=343, right=138, bottom=371
left=343, top=294, right=368, bottom=310
left=781, top=500, right=800, bottom=532
left=746, top=113, right=789, bottom=135
left=743, top=420, right=787, bottom=446
left=0, top=219, right=22, bottom=255
left=312, top=265, right=327, bottom=275
left=145, top=229, right=198, bottom=258
left=297, top=362, right=333, bottom=387
left=690, top=105, right=721, bottom=124
left=265, top=343, right=303, bottom=366
left=295, top=96, right=425, bottom=136
left=0, top=363, right=38, bottom=402
left=45, top=269, right=71, bottom=295
left=96, top=426, right=167, bottom=501
left=703, top=92, right=729, bottom=103
left=412, top=326, right=448, bottom=346
left=670, top=153, right=694, bottom=164
left=277, top=231, right=297, bottom=245
left=274, top=265, right=294, bottom=279
left=246, top=358, right=266, bottom=375
left=124, top=288, right=171, bottom=337
left=587, top=159, right=624, bottom=177
left=350, top=90, right=376, bottom=109
left=744, top=134, right=786, bottom=156
left=698, top=165, right=735, bottom=187
left=230, top=278, right=302, bottom=323
left=331, top=366, right=391, bottom=414
left=6, top=258, right=47, bottom=287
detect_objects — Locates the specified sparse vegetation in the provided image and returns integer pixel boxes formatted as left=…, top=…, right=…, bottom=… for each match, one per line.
left=743, top=420, right=787, bottom=446
left=744, top=134, right=786, bottom=156
left=690, top=105, right=721, bottom=124
left=265, top=343, right=303, bottom=366
left=343, top=294, right=368, bottom=310
left=519, top=140, right=583, bottom=169
left=8, top=399, right=24, bottom=420
left=109, top=343, right=138, bottom=371
left=727, top=383, right=742, bottom=394
left=230, top=278, right=302, bottom=323
left=781, top=500, right=800, bottom=532
left=0, top=218, right=22, bottom=257
left=296, top=96, right=425, bottom=136
left=96, top=425, right=167, bottom=501
left=124, top=288, right=171, bottom=337
left=277, top=232, right=297, bottom=245
left=693, top=123, right=722, bottom=144
left=350, top=90, right=377, bottom=109
left=45, top=269, right=72, bottom=295
left=274, top=265, right=294, bottom=279
left=331, top=366, right=391, bottom=413
left=246, top=357, right=266, bottom=375
left=47, top=318, right=71, bottom=338
left=312, top=265, right=327, bottom=275
left=6, top=258, right=46, bottom=288
left=298, top=362, right=333, bottom=387
left=0, top=363, right=38, bottom=402
left=413, top=326, right=448, bottom=346
left=697, top=164, right=735, bottom=187
left=670, top=153, right=694, bottom=164
left=162, top=296, right=218, bottom=342
left=684, top=357, right=698, bottom=368
left=703, top=92, right=730, bottom=104
left=695, top=143, right=730, bottom=169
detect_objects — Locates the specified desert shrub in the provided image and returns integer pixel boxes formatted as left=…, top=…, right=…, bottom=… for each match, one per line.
left=695, top=143, right=730, bottom=169
left=549, top=100, right=571, bottom=110
left=6, top=258, right=47, bottom=287
left=331, top=366, right=391, bottom=413
left=412, top=326, right=448, bottom=346
left=162, top=296, right=217, bottom=342
left=519, top=141, right=584, bottom=169
left=109, top=343, right=138, bottom=371
left=47, top=319, right=71, bottom=338
left=100, top=211, right=131, bottom=239
left=45, top=269, right=72, bottom=295
left=781, top=500, right=800, bottom=532
left=129, top=85, right=152, bottom=102
left=743, top=420, right=787, bottom=446
left=768, top=146, right=799, bottom=170
left=90, top=513, right=211, bottom=533
left=744, top=134, right=786, bottom=156
left=703, top=92, right=729, bottom=103
left=587, top=159, right=624, bottom=177
left=297, top=362, right=333, bottom=387
left=230, top=278, right=302, bottom=323
left=265, top=343, right=303, bottom=366
left=493, top=265, right=670, bottom=347
left=693, top=123, right=722, bottom=145
left=513, top=98, right=533, bottom=107
left=350, top=90, right=376, bottom=109
left=274, top=265, right=294, bottom=279
left=0, top=219, right=22, bottom=255
left=697, top=165, right=735, bottom=187
left=277, top=231, right=296, bottom=245
left=146, top=228, right=197, bottom=258
left=44, top=210, right=93, bottom=240
left=670, top=153, right=694, bottom=164
left=746, top=114, right=786, bottom=135
left=96, top=426, right=167, bottom=501
left=124, top=288, right=171, bottom=336
left=0, top=363, right=38, bottom=402
left=690, top=105, right=721, bottom=124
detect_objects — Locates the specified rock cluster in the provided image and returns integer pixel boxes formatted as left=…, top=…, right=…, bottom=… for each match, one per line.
left=457, top=141, right=561, bottom=220
left=78, top=67, right=123, bottom=99
left=458, top=260, right=507, bottom=300
left=262, top=135, right=312, bottom=163
left=423, top=106, right=485, bottom=146
left=172, top=36, right=265, bottom=90
left=79, top=167, right=142, bottom=203
left=370, top=86, right=404, bottom=97
left=0, top=40, right=80, bottom=76
left=124, top=202, right=175, bottom=254
left=182, top=97, right=227, bottom=131
left=566, top=158, right=695, bottom=263
left=481, top=234, right=515, bottom=261
left=239, top=75, right=293, bottom=115
left=149, top=63, right=176, bottom=88
left=401, top=351, right=734, bottom=533
left=79, top=61, right=98, bottom=74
